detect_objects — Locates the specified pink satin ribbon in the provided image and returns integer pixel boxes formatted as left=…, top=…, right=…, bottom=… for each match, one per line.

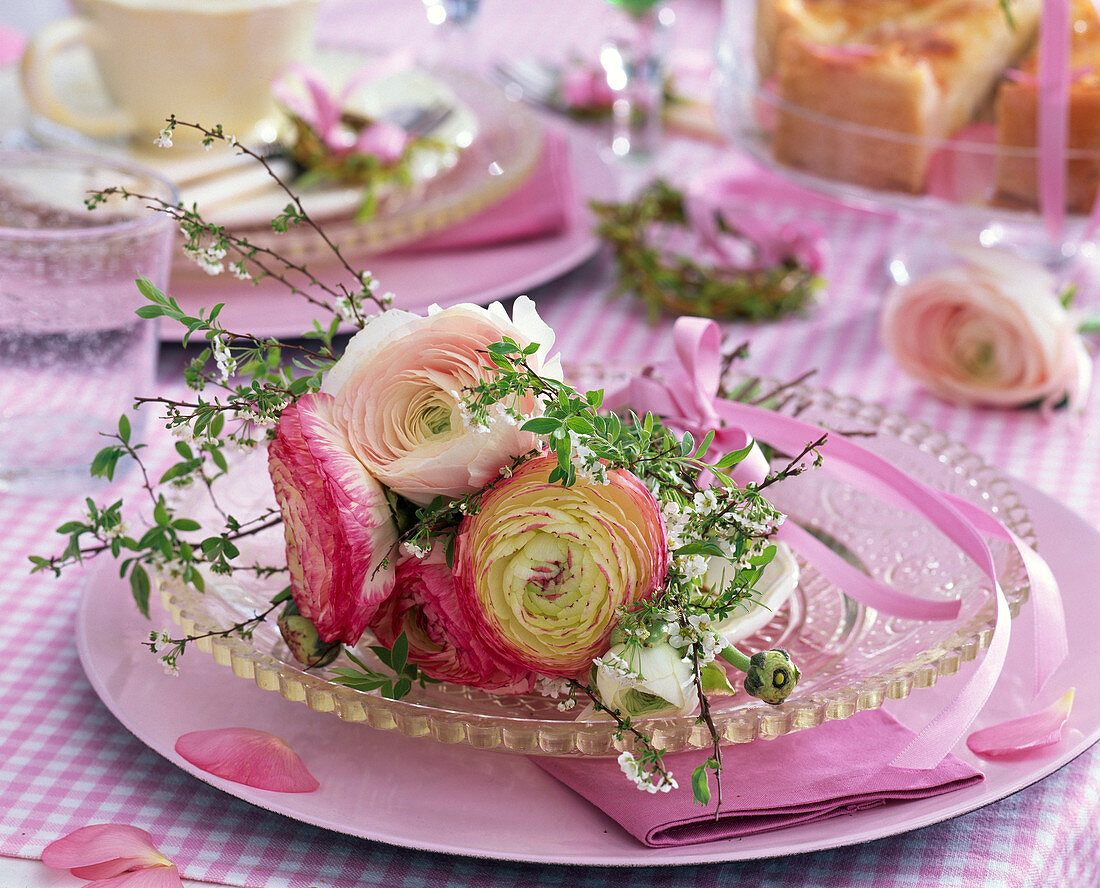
left=272, top=54, right=415, bottom=161
left=606, top=317, right=1068, bottom=769
left=682, top=162, right=830, bottom=275
left=1038, top=0, right=1071, bottom=240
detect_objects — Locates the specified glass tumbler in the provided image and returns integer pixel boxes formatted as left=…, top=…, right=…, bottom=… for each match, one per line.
left=0, top=151, right=177, bottom=496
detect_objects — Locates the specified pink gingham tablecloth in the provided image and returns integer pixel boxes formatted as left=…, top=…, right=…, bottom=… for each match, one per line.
left=3, top=1, right=1100, bottom=886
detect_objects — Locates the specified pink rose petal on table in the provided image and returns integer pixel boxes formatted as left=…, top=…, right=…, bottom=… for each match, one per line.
left=967, top=688, right=1075, bottom=759
left=175, top=727, right=320, bottom=792
left=42, top=824, right=182, bottom=887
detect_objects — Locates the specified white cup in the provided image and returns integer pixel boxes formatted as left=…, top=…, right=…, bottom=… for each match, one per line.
left=21, top=0, right=319, bottom=145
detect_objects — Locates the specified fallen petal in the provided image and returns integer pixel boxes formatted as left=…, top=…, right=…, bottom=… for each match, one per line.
left=82, top=867, right=184, bottom=888
left=175, top=727, right=320, bottom=792
left=42, top=824, right=169, bottom=873
left=967, top=688, right=1075, bottom=759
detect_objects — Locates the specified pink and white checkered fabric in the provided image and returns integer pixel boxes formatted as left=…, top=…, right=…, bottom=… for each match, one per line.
left=3, top=1, right=1100, bottom=886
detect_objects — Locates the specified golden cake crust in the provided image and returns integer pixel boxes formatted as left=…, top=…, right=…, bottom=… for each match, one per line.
left=756, top=0, right=1041, bottom=192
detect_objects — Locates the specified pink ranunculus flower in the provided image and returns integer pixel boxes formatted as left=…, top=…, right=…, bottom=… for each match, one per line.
left=452, top=454, right=668, bottom=676
left=370, top=547, right=536, bottom=692
left=321, top=295, right=562, bottom=506
left=560, top=65, right=615, bottom=111
left=268, top=391, right=398, bottom=646
left=881, top=246, right=1092, bottom=412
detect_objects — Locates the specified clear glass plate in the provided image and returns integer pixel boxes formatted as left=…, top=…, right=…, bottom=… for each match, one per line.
left=713, top=0, right=1100, bottom=258
left=158, top=384, right=1032, bottom=757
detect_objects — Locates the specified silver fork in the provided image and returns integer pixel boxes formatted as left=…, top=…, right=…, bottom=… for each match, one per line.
left=387, top=101, right=455, bottom=137
left=491, top=59, right=563, bottom=113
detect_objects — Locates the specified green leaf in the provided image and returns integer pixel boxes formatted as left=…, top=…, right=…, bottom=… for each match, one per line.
left=713, top=442, right=756, bottom=470
left=117, top=414, right=132, bottom=443
left=522, top=417, right=561, bottom=434
left=171, top=518, right=202, bottom=532
left=390, top=632, right=409, bottom=675
left=691, top=764, right=712, bottom=806
left=129, top=565, right=151, bottom=618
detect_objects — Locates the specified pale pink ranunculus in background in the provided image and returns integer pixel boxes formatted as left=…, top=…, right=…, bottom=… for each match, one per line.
left=560, top=66, right=615, bottom=111
left=322, top=295, right=562, bottom=506
left=453, top=454, right=668, bottom=676
left=370, top=547, right=536, bottom=692
left=881, top=246, right=1092, bottom=412
left=268, top=391, right=397, bottom=645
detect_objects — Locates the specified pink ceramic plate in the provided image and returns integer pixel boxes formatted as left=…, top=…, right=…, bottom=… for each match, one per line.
left=163, top=125, right=615, bottom=342
left=75, top=480, right=1100, bottom=865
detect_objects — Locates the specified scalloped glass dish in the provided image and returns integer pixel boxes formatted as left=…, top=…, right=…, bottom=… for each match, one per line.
left=713, top=0, right=1100, bottom=258
left=157, top=386, right=1033, bottom=757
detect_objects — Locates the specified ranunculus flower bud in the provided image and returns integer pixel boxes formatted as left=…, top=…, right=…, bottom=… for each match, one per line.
left=277, top=600, right=342, bottom=668
left=321, top=296, right=562, bottom=506
left=595, top=640, right=699, bottom=718
left=881, top=246, right=1092, bottom=412
left=453, top=454, right=668, bottom=676
left=369, top=547, right=535, bottom=693
left=268, top=392, right=398, bottom=646
left=743, top=648, right=800, bottom=705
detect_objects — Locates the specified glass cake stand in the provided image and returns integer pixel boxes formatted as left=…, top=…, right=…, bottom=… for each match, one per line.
left=157, top=384, right=1031, bottom=758
left=713, top=0, right=1100, bottom=272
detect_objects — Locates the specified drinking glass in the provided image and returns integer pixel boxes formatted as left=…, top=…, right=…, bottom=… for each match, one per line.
left=0, top=151, right=177, bottom=496
left=600, top=0, right=674, bottom=161
left=420, top=0, right=481, bottom=68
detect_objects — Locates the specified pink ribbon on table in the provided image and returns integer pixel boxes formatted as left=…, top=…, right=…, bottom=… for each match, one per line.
left=272, top=53, right=415, bottom=161
left=682, top=160, right=830, bottom=275
left=606, top=317, right=1068, bottom=769
left=1038, top=0, right=1071, bottom=240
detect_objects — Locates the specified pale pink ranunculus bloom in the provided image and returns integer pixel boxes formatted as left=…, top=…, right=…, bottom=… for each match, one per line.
left=881, top=246, right=1092, bottom=413
left=268, top=391, right=397, bottom=645
left=370, top=547, right=536, bottom=692
left=42, top=823, right=183, bottom=888
left=560, top=66, right=615, bottom=111
left=453, top=454, right=668, bottom=677
left=322, top=295, right=562, bottom=506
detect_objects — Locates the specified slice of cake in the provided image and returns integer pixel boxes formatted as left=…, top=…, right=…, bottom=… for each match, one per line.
left=994, top=0, right=1100, bottom=213
left=756, top=0, right=1041, bottom=193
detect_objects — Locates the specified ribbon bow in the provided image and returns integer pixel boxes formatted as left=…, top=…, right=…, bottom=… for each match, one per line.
left=607, top=317, right=1068, bottom=768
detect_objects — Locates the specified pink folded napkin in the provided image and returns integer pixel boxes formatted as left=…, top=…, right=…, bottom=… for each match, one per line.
left=533, top=708, right=983, bottom=847
left=394, top=129, right=574, bottom=253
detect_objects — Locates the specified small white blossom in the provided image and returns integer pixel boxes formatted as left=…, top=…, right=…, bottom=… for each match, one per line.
left=534, top=676, right=571, bottom=699
left=400, top=540, right=429, bottom=559
left=212, top=338, right=237, bottom=382
left=668, top=612, right=723, bottom=665
left=160, top=658, right=180, bottom=677
left=230, top=262, right=252, bottom=281
left=153, top=128, right=173, bottom=148
left=618, top=752, right=678, bottom=794
left=183, top=244, right=227, bottom=276
left=557, top=697, right=577, bottom=712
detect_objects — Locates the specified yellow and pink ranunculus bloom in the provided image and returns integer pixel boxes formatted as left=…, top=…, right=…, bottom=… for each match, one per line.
left=268, top=391, right=397, bottom=646
left=321, top=295, right=561, bottom=506
left=370, top=546, right=537, bottom=692
left=452, top=454, right=668, bottom=677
